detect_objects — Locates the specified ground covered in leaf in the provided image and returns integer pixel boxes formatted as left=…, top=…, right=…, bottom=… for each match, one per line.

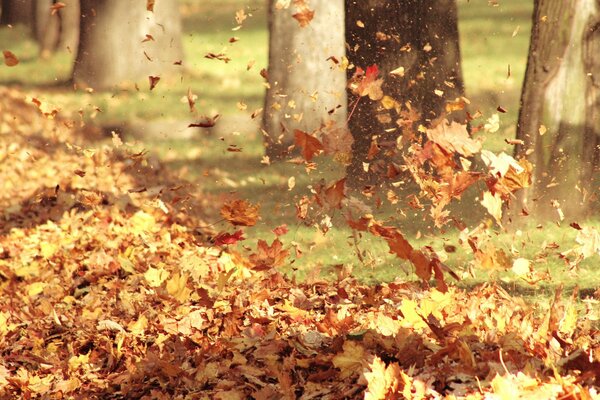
left=1, top=88, right=600, bottom=399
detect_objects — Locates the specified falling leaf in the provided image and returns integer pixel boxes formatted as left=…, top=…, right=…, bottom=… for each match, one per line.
left=50, top=2, right=66, bottom=15
left=146, top=0, right=155, bottom=12
left=148, top=76, right=160, bottom=90
left=292, top=6, right=315, bottom=27
left=294, top=129, right=324, bottom=162
left=3, top=50, right=19, bottom=66
left=315, top=178, right=346, bottom=210
left=189, top=114, right=221, bottom=128
left=512, top=258, right=530, bottom=276
left=427, top=120, right=482, bottom=157
left=481, top=191, right=503, bottom=224
left=186, top=87, right=196, bottom=112
left=235, top=9, right=247, bottom=25
left=213, top=230, right=245, bottom=246
left=221, top=199, right=260, bottom=226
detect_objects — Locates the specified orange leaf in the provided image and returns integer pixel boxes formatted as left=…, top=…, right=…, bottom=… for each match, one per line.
left=249, top=239, right=289, bottom=270
left=294, top=129, right=323, bottom=162
left=146, top=0, right=155, bottom=12
left=50, top=2, right=65, bottom=15
left=221, top=199, right=260, bottom=227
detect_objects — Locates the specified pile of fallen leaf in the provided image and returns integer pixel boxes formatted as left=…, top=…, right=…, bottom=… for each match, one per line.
left=1, top=87, right=600, bottom=399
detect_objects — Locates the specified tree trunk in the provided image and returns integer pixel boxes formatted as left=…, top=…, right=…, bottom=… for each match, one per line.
left=73, top=0, right=184, bottom=90
left=34, top=0, right=80, bottom=58
left=514, top=0, right=598, bottom=219
left=1, top=0, right=33, bottom=25
left=262, top=0, right=346, bottom=160
left=345, top=0, right=465, bottom=188
left=33, top=0, right=53, bottom=42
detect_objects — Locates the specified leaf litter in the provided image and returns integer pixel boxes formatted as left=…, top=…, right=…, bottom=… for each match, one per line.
left=0, top=83, right=600, bottom=400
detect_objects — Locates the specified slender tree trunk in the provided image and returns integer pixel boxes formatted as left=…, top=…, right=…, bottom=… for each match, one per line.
left=1, top=0, right=32, bottom=25
left=33, top=0, right=53, bottom=42
left=35, top=0, right=80, bottom=58
left=514, top=0, right=597, bottom=219
left=345, top=0, right=465, bottom=188
left=263, top=0, right=346, bottom=160
left=73, top=0, right=183, bottom=90
left=581, top=0, right=600, bottom=210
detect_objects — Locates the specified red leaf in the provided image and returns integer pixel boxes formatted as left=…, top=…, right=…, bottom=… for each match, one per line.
left=315, top=178, right=346, bottom=210
left=272, top=224, right=289, bottom=236
left=213, top=230, right=245, bottom=246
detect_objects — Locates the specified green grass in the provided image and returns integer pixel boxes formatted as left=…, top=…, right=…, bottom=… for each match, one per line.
left=1, top=0, right=598, bottom=304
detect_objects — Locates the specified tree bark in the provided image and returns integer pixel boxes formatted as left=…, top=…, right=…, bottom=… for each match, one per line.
left=514, top=0, right=598, bottom=219
left=345, top=0, right=465, bottom=188
left=1, top=0, right=33, bottom=26
left=263, top=0, right=346, bottom=160
left=73, top=0, right=184, bottom=90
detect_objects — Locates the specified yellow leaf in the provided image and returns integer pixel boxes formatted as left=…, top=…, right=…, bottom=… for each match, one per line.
left=380, top=96, right=396, bottom=110
left=54, top=377, right=81, bottom=394
left=68, top=353, right=90, bottom=371
left=399, top=299, right=428, bottom=331
left=144, top=266, right=169, bottom=287
left=373, top=313, right=400, bottom=336
left=166, top=272, right=192, bottom=302
left=40, top=242, right=58, bottom=259
left=27, top=282, right=46, bottom=297
left=129, top=210, right=157, bottom=236
left=480, top=191, right=503, bottom=224
left=128, top=314, right=148, bottom=336
left=332, top=341, right=365, bottom=379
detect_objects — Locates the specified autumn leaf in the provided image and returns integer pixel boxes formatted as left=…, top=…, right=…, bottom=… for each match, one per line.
left=352, top=64, right=384, bottom=100
left=148, top=76, right=160, bottom=90
left=314, top=178, right=346, bottom=210
left=220, top=199, right=260, bottom=227
left=50, top=2, right=66, bottom=15
left=189, top=114, right=221, bottom=128
left=213, top=230, right=245, bottom=246
left=235, top=9, right=247, bottom=25
left=292, top=4, right=315, bottom=27
left=249, top=239, right=290, bottom=270
left=427, top=120, right=482, bottom=157
left=3, top=50, right=19, bottom=67
left=294, top=129, right=324, bottom=162
left=146, top=0, right=155, bottom=12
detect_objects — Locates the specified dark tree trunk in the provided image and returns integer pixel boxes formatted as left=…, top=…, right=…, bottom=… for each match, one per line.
left=73, top=0, right=184, bottom=90
left=345, top=0, right=465, bottom=188
left=514, top=0, right=598, bottom=219
left=1, top=0, right=33, bottom=26
left=263, top=0, right=346, bottom=160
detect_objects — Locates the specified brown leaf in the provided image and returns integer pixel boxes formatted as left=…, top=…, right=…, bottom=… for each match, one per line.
left=148, top=76, right=160, bottom=90
left=249, top=239, right=290, bottom=270
left=427, top=120, right=482, bottom=157
left=146, top=0, right=155, bottom=12
left=315, top=178, right=346, bottom=210
left=294, top=129, right=323, bottom=162
left=221, top=199, right=260, bottom=227
left=3, top=50, right=19, bottom=67
left=292, top=7, right=314, bottom=27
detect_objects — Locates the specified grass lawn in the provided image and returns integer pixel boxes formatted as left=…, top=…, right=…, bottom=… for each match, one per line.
left=0, top=0, right=598, bottom=306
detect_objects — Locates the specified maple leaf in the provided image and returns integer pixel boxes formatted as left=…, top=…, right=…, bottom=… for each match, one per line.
left=427, top=120, right=482, bottom=157
left=352, top=64, right=384, bottom=101
left=249, top=239, right=289, bottom=270
left=314, top=178, right=346, bottom=210
left=221, top=199, right=260, bottom=226
left=294, top=129, right=323, bottom=162
left=213, top=230, right=245, bottom=246
left=235, top=9, right=247, bottom=25
left=292, top=3, right=314, bottom=27
left=3, top=50, right=19, bottom=67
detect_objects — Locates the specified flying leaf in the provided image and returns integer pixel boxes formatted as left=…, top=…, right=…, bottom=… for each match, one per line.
left=213, top=230, right=245, bottom=246
left=481, top=191, right=503, bottom=224
left=294, top=129, right=323, bottom=162
left=148, top=76, right=160, bottom=90
left=146, top=0, right=155, bottom=12
left=427, top=120, right=482, bottom=157
left=221, top=199, right=260, bottom=226
left=315, top=178, right=346, bottom=210
left=3, top=50, right=19, bottom=67
left=50, top=2, right=66, bottom=15
left=292, top=5, right=314, bottom=27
